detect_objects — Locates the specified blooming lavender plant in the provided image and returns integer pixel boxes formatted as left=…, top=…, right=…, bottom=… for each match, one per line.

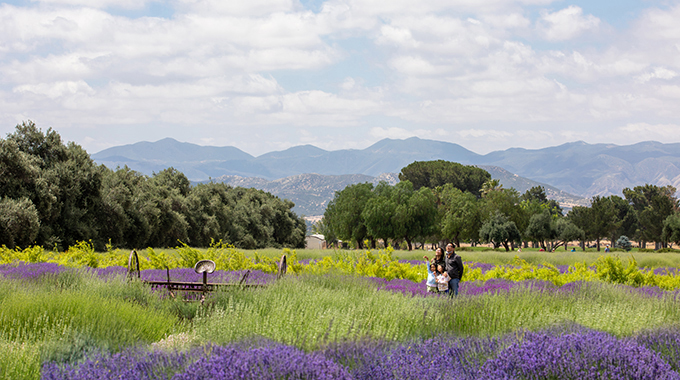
left=0, top=262, right=68, bottom=281
left=173, top=344, right=352, bottom=380
left=480, top=329, right=680, bottom=380
left=41, top=327, right=680, bottom=380
left=139, top=268, right=274, bottom=286
left=636, top=327, right=680, bottom=372
left=41, top=347, right=197, bottom=380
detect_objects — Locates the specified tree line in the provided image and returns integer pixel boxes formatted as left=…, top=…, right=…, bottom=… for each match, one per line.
left=0, top=122, right=306, bottom=250
left=319, top=160, right=680, bottom=251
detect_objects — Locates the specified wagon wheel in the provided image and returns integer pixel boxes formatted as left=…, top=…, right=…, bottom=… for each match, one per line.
left=277, top=254, right=287, bottom=280
left=127, top=250, right=140, bottom=280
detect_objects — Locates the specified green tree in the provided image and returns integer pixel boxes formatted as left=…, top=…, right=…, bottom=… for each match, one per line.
left=0, top=197, right=40, bottom=248
left=3, top=122, right=103, bottom=248
left=324, top=182, right=374, bottom=248
left=483, top=187, right=522, bottom=225
left=589, top=196, right=620, bottom=251
left=362, top=182, right=397, bottom=247
left=662, top=214, right=680, bottom=248
left=610, top=195, right=637, bottom=243
left=392, top=182, right=438, bottom=250
left=439, top=185, right=483, bottom=247
left=399, top=160, right=490, bottom=197
left=185, top=182, right=235, bottom=247
left=520, top=186, right=563, bottom=216
left=479, top=211, right=521, bottom=251
left=524, top=209, right=555, bottom=250
left=567, top=205, right=592, bottom=251
left=99, top=166, right=156, bottom=248
left=623, top=184, right=678, bottom=248
left=553, top=218, right=584, bottom=250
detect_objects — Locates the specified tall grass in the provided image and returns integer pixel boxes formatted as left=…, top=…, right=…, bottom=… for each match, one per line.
left=0, top=271, right=179, bottom=380
left=0, top=340, right=41, bottom=380
left=4, top=264, right=680, bottom=378
left=192, top=275, right=680, bottom=351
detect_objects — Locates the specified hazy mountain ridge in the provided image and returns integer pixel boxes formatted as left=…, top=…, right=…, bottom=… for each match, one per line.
left=476, top=166, right=587, bottom=208
left=208, top=173, right=400, bottom=216
left=203, top=170, right=585, bottom=216
left=93, top=137, right=680, bottom=200
left=474, top=141, right=680, bottom=196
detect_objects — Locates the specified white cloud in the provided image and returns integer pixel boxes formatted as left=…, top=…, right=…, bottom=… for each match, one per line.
left=14, top=80, right=95, bottom=99
left=480, top=12, right=530, bottom=30
left=175, top=0, right=297, bottom=16
left=370, top=127, right=416, bottom=139
left=634, top=4, right=680, bottom=42
left=619, top=123, right=680, bottom=140
left=376, top=25, right=418, bottom=47
left=457, top=129, right=512, bottom=139
left=30, top=0, right=154, bottom=9
left=536, top=6, right=600, bottom=41
left=636, top=67, right=678, bottom=83
left=3, top=0, right=680, bottom=157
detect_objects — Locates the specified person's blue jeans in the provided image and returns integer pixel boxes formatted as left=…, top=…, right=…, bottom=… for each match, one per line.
left=448, top=278, right=460, bottom=297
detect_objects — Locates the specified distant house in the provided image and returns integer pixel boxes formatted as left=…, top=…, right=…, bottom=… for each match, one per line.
left=305, top=234, right=326, bottom=249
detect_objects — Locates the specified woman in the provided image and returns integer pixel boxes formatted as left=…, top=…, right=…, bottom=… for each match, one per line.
left=431, top=247, right=445, bottom=270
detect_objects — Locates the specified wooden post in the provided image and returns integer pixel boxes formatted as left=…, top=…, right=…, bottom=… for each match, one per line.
left=277, top=255, right=287, bottom=280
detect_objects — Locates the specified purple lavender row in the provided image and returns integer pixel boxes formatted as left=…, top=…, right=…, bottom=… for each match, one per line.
left=42, top=327, right=680, bottom=379
left=4, top=262, right=679, bottom=299
left=137, top=268, right=274, bottom=285
left=369, top=275, right=680, bottom=299
left=400, top=260, right=573, bottom=274
left=0, top=262, right=68, bottom=280
left=0, top=263, right=274, bottom=285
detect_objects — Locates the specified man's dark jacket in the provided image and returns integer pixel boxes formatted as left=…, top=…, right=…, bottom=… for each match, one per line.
left=445, top=252, right=464, bottom=280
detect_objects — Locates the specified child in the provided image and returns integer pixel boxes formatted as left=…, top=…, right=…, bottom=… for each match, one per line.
left=436, top=264, right=450, bottom=293
left=424, top=258, right=438, bottom=293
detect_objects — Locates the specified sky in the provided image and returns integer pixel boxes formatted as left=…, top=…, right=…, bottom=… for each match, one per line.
left=1, top=0, right=679, bottom=157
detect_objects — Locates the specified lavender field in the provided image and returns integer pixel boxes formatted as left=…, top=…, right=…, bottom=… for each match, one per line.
left=3, top=257, right=680, bottom=379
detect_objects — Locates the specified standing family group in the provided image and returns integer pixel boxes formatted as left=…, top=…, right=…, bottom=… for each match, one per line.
left=424, top=243, right=464, bottom=296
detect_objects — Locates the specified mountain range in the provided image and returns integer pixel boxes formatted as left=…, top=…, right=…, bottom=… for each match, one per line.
left=93, top=137, right=680, bottom=215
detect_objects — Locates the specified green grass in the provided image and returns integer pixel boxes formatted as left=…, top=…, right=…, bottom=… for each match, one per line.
left=190, top=275, right=680, bottom=351
left=0, top=272, right=180, bottom=380
left=3, top=263, right=680, bottom=378
left=0, top=340, right=41, bottom=380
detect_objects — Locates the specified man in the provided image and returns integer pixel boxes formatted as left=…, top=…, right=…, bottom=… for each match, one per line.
left=444, top=243, right=464, bottom=296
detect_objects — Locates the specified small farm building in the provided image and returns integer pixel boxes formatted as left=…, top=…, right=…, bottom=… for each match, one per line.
left=305, top=234, right=326, bottom=249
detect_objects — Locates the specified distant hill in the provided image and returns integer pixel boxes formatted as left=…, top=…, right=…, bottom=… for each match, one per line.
left=92, top=137, right=481, bottom=180
left=476, top=166, right=588, bottom=209
left=93, top=137, right=680, bottom=200
left=476, top=141, right=680, bottom=197
left=206, top=173, right=400, bottom=216
left=204, top=169, right=587, bottom=217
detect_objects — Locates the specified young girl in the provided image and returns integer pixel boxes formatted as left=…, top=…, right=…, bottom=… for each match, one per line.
left=436, top=264, right=450, bottom=293
left=425, top=259, right=438, bottom=293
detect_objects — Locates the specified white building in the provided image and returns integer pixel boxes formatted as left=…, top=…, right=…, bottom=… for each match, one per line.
left=305, top=234, right=326, bottom=249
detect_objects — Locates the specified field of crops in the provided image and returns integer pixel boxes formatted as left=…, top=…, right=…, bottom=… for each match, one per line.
left=3, top=242, right=680, bottom=379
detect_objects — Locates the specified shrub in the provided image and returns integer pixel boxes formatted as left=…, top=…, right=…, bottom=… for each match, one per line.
left=616, top=236, right=633, bottom=252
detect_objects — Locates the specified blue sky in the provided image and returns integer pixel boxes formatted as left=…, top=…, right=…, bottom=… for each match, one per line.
left=1, top=0, right=679, bottom=156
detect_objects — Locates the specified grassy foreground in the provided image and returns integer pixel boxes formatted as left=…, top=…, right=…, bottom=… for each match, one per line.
left=3, top=242, right=680, bottom=379
left=192, top=275, right=680, bottom=347
left=3, top=264, right=680, bottom=379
